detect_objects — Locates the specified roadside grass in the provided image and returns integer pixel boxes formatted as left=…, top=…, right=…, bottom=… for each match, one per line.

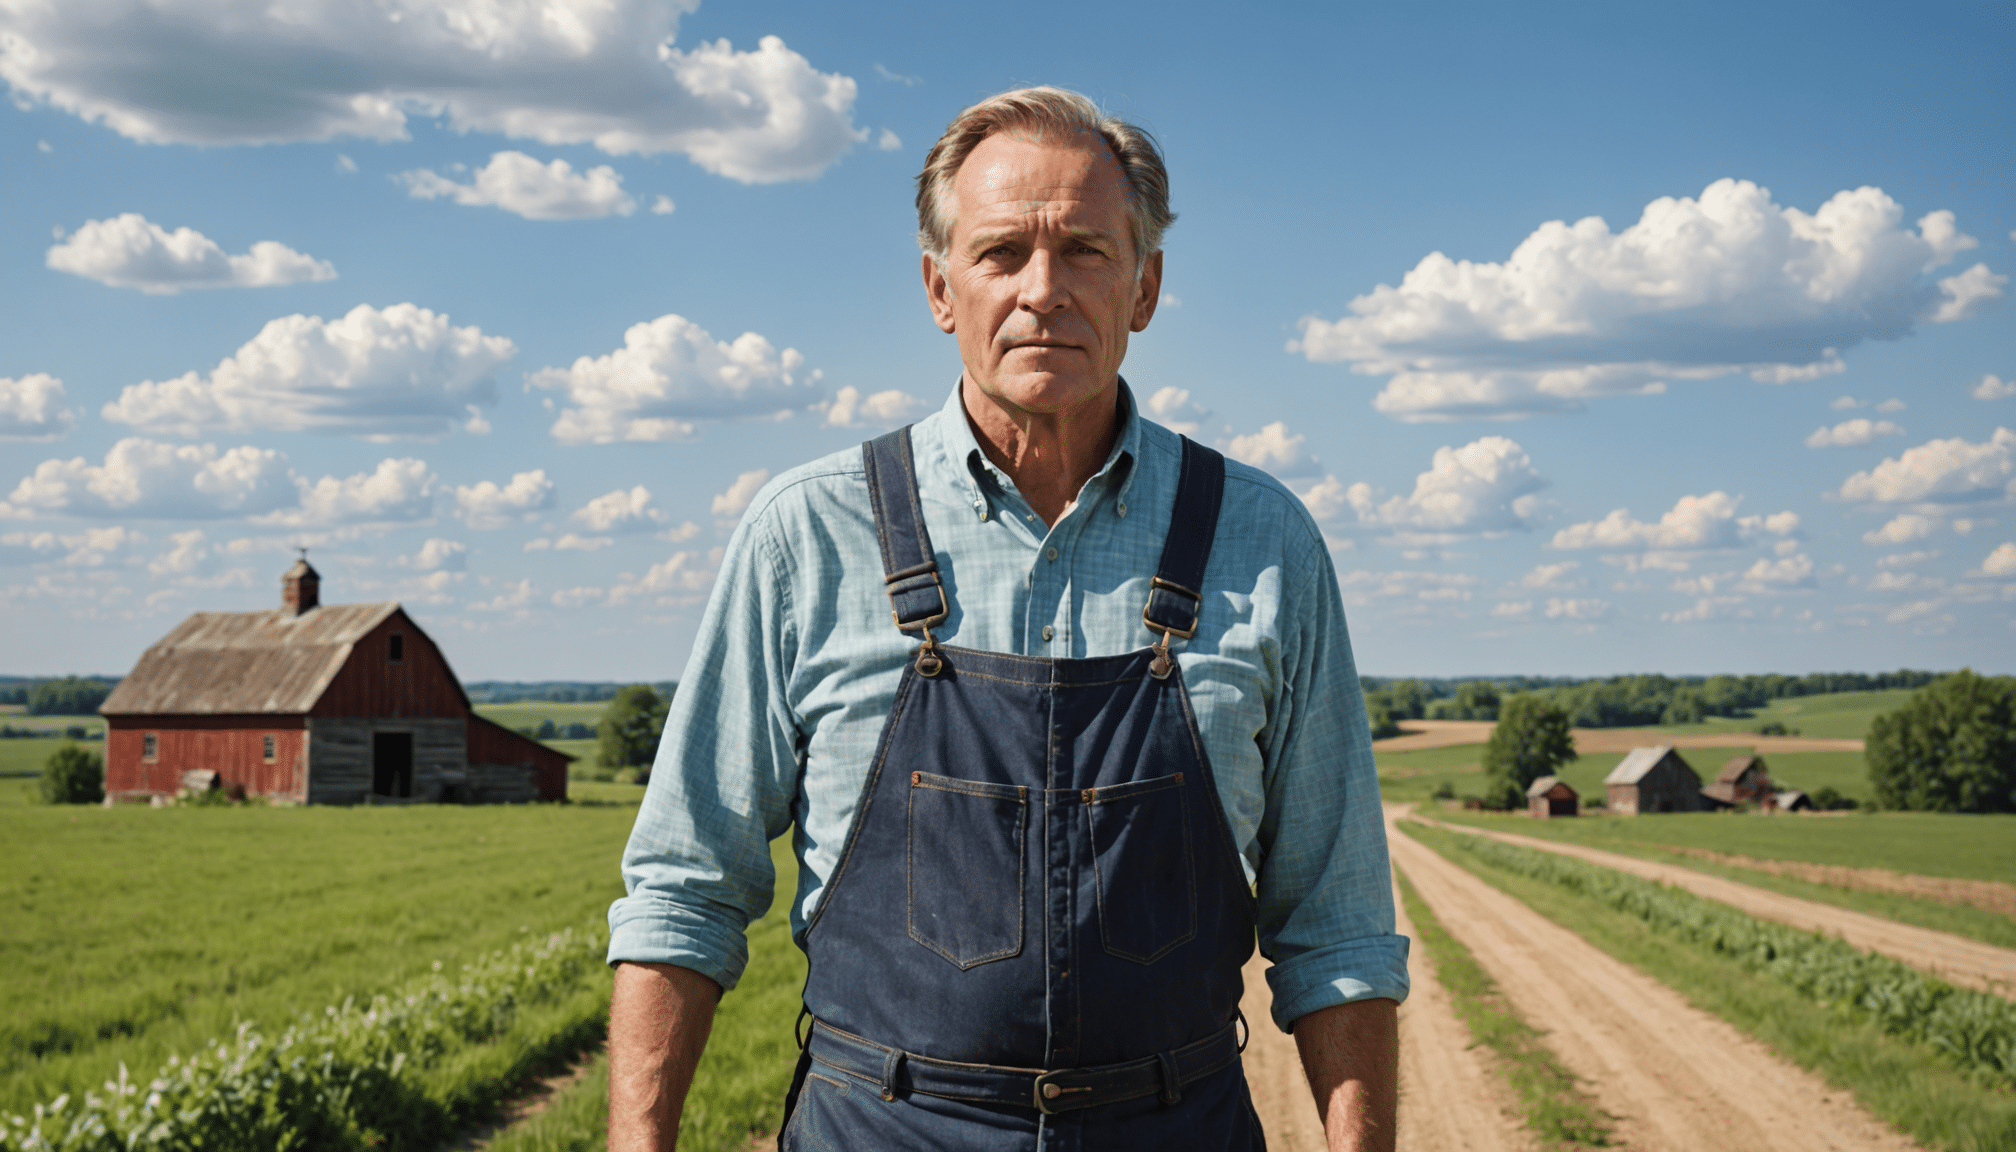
left=567, top=780, right=648, bottom=806
left=1399, top=820, right=2016, bottom=1152
left=1428, top=807, right=2016, bottom=883
left=1423, top=808, right=2016, bottom=950
left=0, top=802, right=634, bottom=1115
left=483, top=835, right=807, bottom=1152
left=1395, top=870, right=1610, bottom=1145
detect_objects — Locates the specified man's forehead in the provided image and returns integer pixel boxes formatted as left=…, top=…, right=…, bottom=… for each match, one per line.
left=952, top=131, right=1130, bottom=231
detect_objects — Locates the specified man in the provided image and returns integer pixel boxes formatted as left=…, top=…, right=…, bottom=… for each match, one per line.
left=608, top=87, right=1406, bottom=1151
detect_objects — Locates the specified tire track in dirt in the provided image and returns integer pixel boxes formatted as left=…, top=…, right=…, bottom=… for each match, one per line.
left=1661, top=845, right=2016, bottom=918
left=1387, top=805, right=1926, bottom=1152
left=1419, top=817, right=2016, bottom=998
left=1240, top=885, right=1530, bottom=1152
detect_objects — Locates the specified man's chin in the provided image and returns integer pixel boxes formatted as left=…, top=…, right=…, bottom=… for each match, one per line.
left=968, top=369, right=1117, bottom=418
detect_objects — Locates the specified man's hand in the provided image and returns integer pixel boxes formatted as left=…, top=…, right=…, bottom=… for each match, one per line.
left=1293, top=997, right=1399, bottom=1152
left=610, top=961, right=722, bottom=1152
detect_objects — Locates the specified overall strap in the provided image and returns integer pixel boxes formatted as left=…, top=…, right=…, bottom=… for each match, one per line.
left=1142, top=437, right=1225, bottom=671
left=862, top=426, right=949, bottom=635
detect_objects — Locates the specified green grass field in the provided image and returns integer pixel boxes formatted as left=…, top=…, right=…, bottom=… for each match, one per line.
left=0, top=801, right=637, bottom=1116
left=1426, top=807, right=2016, bottom=883
left=474, top=701, right=611, bottom=732
left=1379, top=744, right=1874, bottom=806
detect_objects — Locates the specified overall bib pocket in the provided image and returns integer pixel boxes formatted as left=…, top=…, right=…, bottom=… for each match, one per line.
left=907, top=772, right=1027, bottom=968
left=1086, top=772, right=1199, bottom=963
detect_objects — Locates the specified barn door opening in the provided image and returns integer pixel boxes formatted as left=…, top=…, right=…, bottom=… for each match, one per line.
left=372, top=732, right=414, bottom=799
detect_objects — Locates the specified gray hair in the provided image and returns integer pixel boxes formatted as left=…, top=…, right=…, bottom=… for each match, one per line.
left=915, top=87, right=1174, bottom=272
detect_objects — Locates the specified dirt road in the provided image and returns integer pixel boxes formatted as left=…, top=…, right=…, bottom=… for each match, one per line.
left=1387, top=805, right=1925, bottom=1152
left=1241, top=885, right=1529, bottom=1152
left=1422, top=816, right=2016, bottom=997
left=1372, top=719, right=1862, bottom=755
left=1665, top=845, right=2016, bottom=917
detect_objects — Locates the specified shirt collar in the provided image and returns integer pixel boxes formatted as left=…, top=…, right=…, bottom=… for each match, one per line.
left=938, top=378, right=1144, bottom=509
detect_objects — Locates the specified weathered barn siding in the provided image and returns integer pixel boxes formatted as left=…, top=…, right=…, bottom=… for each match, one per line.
left=467, top=715, right=570, bottom=803
left=311, top=610, right=468, bottom=719
left=306, top=717, right=466, bottom=805
left=1605, top=747, right=1703, bottom=815
left=106, top=716, right=306, bottom=801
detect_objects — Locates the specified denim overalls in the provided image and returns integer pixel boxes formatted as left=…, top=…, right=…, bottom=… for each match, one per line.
left=779, top=427, right=1265, bottom=1151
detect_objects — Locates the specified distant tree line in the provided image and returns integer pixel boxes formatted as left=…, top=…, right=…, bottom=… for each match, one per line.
left=517, top=720, right=598, bottom=741
left=466, top=680, right=678, bottom=704
left=1362, top=669, right=1946, bottom=735
left=1866, top=670, right=2015, bottom=814
left=0, top=676, right=120, bottom=714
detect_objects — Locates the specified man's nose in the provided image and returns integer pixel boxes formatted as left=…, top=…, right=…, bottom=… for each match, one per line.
left=1016, top=250, right=1069, bottom=313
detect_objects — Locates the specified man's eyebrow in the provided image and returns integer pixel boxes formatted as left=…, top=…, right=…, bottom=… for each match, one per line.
left=963, top=224, right=1122, bottom=252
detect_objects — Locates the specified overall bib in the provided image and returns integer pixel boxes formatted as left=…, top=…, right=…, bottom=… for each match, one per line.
left=779, top=427, right=1264, bottom=1152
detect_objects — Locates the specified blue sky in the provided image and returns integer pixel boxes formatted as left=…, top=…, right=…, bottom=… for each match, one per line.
left=2, top=0, right=2011, bottom=681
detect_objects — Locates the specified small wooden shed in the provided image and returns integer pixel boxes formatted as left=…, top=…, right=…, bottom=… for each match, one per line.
left=1603, top=746, right=1702, bottom=815
left=101, top=559, right=570, bottom=805
left=1526, top=775, right=1579, bottom=818
left=1701, top=755, right=1773, bottom=807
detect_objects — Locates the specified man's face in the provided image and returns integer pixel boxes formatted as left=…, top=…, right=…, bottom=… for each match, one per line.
left=924, top=130, right=1162, bottom=421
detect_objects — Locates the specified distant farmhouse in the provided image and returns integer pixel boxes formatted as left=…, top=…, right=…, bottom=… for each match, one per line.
left=101, top=559, right=569, bottom=805
left=1702, top=755, right=1773, bottom=808
left=1603, top=746, right=1703, bottom=814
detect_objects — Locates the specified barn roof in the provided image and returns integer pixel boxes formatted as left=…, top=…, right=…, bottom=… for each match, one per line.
left=101, top=603, right=401, bottom=715
left=1718, top=755, right=1764, bottom=784
left=1605, top=746, right=1678, bottom=785
left=1526, top=775, right=1569, bottom=799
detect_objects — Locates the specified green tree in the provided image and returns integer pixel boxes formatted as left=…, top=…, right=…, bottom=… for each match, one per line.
left=1866, top=670, right=2016, bottom=813
left=1430, top=680, right=1501, bottom=721
left=599, top=684, right=672, bottom=770
left=1362, top=691, right=1402, bottom=739
left=1481, top=694, right=1577, bottom=810
left=28, top=676, right=112, bottom=716
left=41, top=742, right=104, bottom=804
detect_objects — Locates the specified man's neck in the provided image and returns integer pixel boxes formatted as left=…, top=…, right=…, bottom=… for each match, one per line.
left=961, top=376, right=1121, bottom=528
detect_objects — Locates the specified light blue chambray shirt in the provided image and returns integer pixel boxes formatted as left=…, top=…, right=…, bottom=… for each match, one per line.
left=609, top=383, right=1408, bottom=1031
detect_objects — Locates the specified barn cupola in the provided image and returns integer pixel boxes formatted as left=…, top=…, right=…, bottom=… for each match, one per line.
left=282, top=554, right=320, bottom=616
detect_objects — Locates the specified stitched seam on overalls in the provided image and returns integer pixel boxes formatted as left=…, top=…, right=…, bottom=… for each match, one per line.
left=803, top=663, right=922, bottom=938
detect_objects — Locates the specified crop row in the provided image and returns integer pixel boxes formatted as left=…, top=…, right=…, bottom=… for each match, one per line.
left=1431, top=826, right=2016, bottom=1085
left=2, top=926, right=609, bottom=1152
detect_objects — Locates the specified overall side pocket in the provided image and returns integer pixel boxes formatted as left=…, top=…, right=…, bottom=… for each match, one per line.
left=1086, top=772, right=1198, bottom=964
left=907, top=772, right=1027, bottom=968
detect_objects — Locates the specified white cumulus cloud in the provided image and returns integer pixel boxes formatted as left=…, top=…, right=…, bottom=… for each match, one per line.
left=1739, top=552, right=1816, bottom=591
left=0, top=2, right=861, bottom=184
left=1978, top=542, right=2016, bottom=578
left=454, top=470, right=555, bottom=529
left=399, top=151, right=636, bottom=219
left=1545, top=597, right=1612, bottom=621
left=572, top=485, right=669, bottom=532
left=1805, top=418, right=1903, bottom=448
left=271, top=457, right=438, bottom=526
left=46, top=214, right=335, bottom=294
left=0, top=374, right=75, bottom=440
left=1862, top=513, right=1942, bottom=546
left=1521, top=561, right=1581, bottom=589
left=1336, top=436, right=1545, bottom=536
left=101, top=303, right=514, bottom=438
left=1834, top=428, right=2016, bottom=505
left=403, top=538, right=467, bottom=571
left=4, top=438, right=296, bottom=519
left=1552, top=493, right=1797, bottom=572
left=532, top=314, right=818, bottom=443
left=607, top=548, right=721, bottom=605
left=1974, top=374, right=2015, bottom=401
left=711, top=469, right=770, bottom=519
left=820, top=386, right=930, bottom=428
left=1145, top=386, right=1211, bottom=436
left=1291, top=180, right=2003, bottom=421
left=1223, top=422, right=1317, bottom=477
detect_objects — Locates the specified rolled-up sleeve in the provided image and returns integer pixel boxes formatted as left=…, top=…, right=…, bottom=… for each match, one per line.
left=1254, top=528, right=1410, bottom=1030
left=607, top=508, right=801, bottom=991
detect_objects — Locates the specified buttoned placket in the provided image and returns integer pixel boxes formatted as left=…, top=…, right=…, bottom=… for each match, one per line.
left=964, top=449, right=1137, bottom=658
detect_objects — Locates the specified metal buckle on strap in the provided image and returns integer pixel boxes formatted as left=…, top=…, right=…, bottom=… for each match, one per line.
left=1141, top=576, right=1201, bottom=640
left=885, top=564, right=949, bottom=632
left=1032, top=1070, right=1096, bottom=1115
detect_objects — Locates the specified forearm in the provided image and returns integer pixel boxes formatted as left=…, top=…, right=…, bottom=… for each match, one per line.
left=610, top=961, right=722, bottom=1152
left=1293, top=997, right=1398, bottom=1152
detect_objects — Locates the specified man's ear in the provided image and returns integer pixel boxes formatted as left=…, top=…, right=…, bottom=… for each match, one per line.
left=923, top=253, right=957, bottom=334
left=1130, top=248, right=1164, bottom=333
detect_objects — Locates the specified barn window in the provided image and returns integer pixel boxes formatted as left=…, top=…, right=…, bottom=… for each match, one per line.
left=143, top=732, right=158, bottom=761
left=263, top=734, right=276, bottom=762
left=389, top=633, right=405, bottom=661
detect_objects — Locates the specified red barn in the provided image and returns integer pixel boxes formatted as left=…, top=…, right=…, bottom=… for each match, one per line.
left=100, top=559, right=569, bottom=805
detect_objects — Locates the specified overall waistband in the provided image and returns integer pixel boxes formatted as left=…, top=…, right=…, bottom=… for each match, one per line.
left=804, top=1016, right=1244, bottom=1115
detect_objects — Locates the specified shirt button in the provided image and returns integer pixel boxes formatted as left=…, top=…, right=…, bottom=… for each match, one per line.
left=1041, top=625, right=1054, bottom=642
left=1045, top=546, right=1058, bottom=562
left=1117, top=501, right=1127, bottom=518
